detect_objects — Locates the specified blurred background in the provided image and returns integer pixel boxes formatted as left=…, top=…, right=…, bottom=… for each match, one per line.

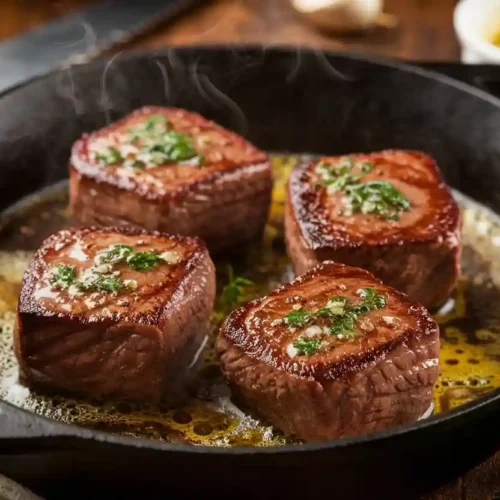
left=0, top=0, right=474, bottom=65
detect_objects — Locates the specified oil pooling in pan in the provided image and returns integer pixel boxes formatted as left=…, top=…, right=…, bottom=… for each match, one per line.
left=0, top=155, right=499, bottom=446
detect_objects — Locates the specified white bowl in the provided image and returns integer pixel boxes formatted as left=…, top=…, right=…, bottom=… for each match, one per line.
left=454, top=0, right=500, bottom=63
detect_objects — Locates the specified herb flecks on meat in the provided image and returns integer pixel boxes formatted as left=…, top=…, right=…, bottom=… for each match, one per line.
left=95, top=146, right=123, bottom=166
left=93, top=113, right=203, bottom=169
left=292, top=337, right=322, bottom=356
left=49, top=265, right=76, bottom=290
left=49, top=243, right=181, bottom=295
left=344, top=181, right=411, bottom=221
left=284, top=287, right=388, bottom=356
left=315, top=156, right=410, bottom=221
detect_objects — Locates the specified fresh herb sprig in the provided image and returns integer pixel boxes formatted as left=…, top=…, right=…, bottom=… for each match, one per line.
left=219, top=265, right=255, bottom=312
left=286, top=287, right=387, bottom=355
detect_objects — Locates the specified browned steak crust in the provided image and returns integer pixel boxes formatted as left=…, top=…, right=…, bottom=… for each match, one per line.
left=15, top=226, right=215, bottom=403
left=69, top=107, right=272, bottom=253
left=216, top=261, right=440, bottom=441
left=285, top=150, right=461, bottom=309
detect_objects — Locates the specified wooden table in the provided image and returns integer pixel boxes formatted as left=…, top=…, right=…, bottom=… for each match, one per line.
left=0, top=0, right=461, bottom=61
left=1, top=1, right=499, bottom=499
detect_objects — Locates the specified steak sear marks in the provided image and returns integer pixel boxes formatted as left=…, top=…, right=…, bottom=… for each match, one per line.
left=285, top=150, right=461, bottom=308
left=15, top=226, right=216, bottom=403
left=216, top=261, right=440, bottom=441
left=69, top=107, right=272, bottom=253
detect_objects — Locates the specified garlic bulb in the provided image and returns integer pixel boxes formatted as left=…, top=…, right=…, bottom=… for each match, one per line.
left=291, top=0, right=388, bottom=33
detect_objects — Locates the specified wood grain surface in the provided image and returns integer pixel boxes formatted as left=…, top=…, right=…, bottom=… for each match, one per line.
left=0, top=0, right=90, bottom=40
left=0, top=0, right=461, bottom=61
left=0, top=1, right=499, bottom=499
left=136, top=0, right=461, bottom=61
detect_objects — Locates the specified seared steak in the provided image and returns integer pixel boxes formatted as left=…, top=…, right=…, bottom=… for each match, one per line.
left=14, top=227, right=215, bottom=403
left=69, top=107, right=272, bottom=254
left=216, top=261, right=439, bottom=441
left=285, top=150, right=461, bottom=309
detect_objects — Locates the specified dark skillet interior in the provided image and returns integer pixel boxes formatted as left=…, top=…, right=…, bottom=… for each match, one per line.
left=1, top=46, right=500, bottom=498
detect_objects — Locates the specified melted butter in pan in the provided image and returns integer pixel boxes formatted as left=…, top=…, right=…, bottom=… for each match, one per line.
left=0, top=155, right=499, bottom=446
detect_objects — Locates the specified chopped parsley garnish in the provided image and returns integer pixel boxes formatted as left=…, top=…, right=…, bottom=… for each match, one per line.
left=50, top=265, right=76, bottom=290
left=315, top=296, right=347, bottom=317
left=49, top=243, right=170, bottom=295
left=131, top=160, right=146, bottom=170
left=315, top=156, right=409, bottom=220
left=354, top=287, right=388, bottom=312
left=144, top=131, right=199, bottom=164
left=49, top=266, right=131, bottom=295
left=293, top=337, right=322, bottom=355
left=95, top=244, right=167, bottom=272
left=129, top=114, right=168, bottom=141
left=361, top=162, right=373, bottom=174
left=94, top=114, right=203, bottom=169
left=344, top=181, right=411, bottom=221
left=284, top=287, right=387, bottom=355
left=219, top=266, right=254, bottom=312
left=143, top=114, right=168, bottom=129
left=78, top=273, right=127, bottom=294
left=315, top=157, right=363, bottom=192
left=95, top=146, right=123, bottom=165
left=329, top=311, right=358, bottom=338
left=127, top=251, right=165, bottom=271
left=283, top=309, right=311, bottom=327
left=95, top=244, right=133, bottom=266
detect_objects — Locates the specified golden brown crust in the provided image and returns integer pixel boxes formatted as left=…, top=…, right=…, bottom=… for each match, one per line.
left=17, top=226, right=210, bottom=327
left=14, top=226, right=216, bottom=402
left=217, top=326, right=439, bottom=441
left=288, top=150, right=460, bottom=250
left=70, top=106, right=270, bottom=202
left=218, top=261, right=438, bottom=381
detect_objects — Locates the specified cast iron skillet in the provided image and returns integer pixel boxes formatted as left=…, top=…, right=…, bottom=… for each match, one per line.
left=1, top=45, right=500, bottom=499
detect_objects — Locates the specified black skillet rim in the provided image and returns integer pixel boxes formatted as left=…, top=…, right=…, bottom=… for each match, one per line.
left=1, top=43, right=500, bottom=455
